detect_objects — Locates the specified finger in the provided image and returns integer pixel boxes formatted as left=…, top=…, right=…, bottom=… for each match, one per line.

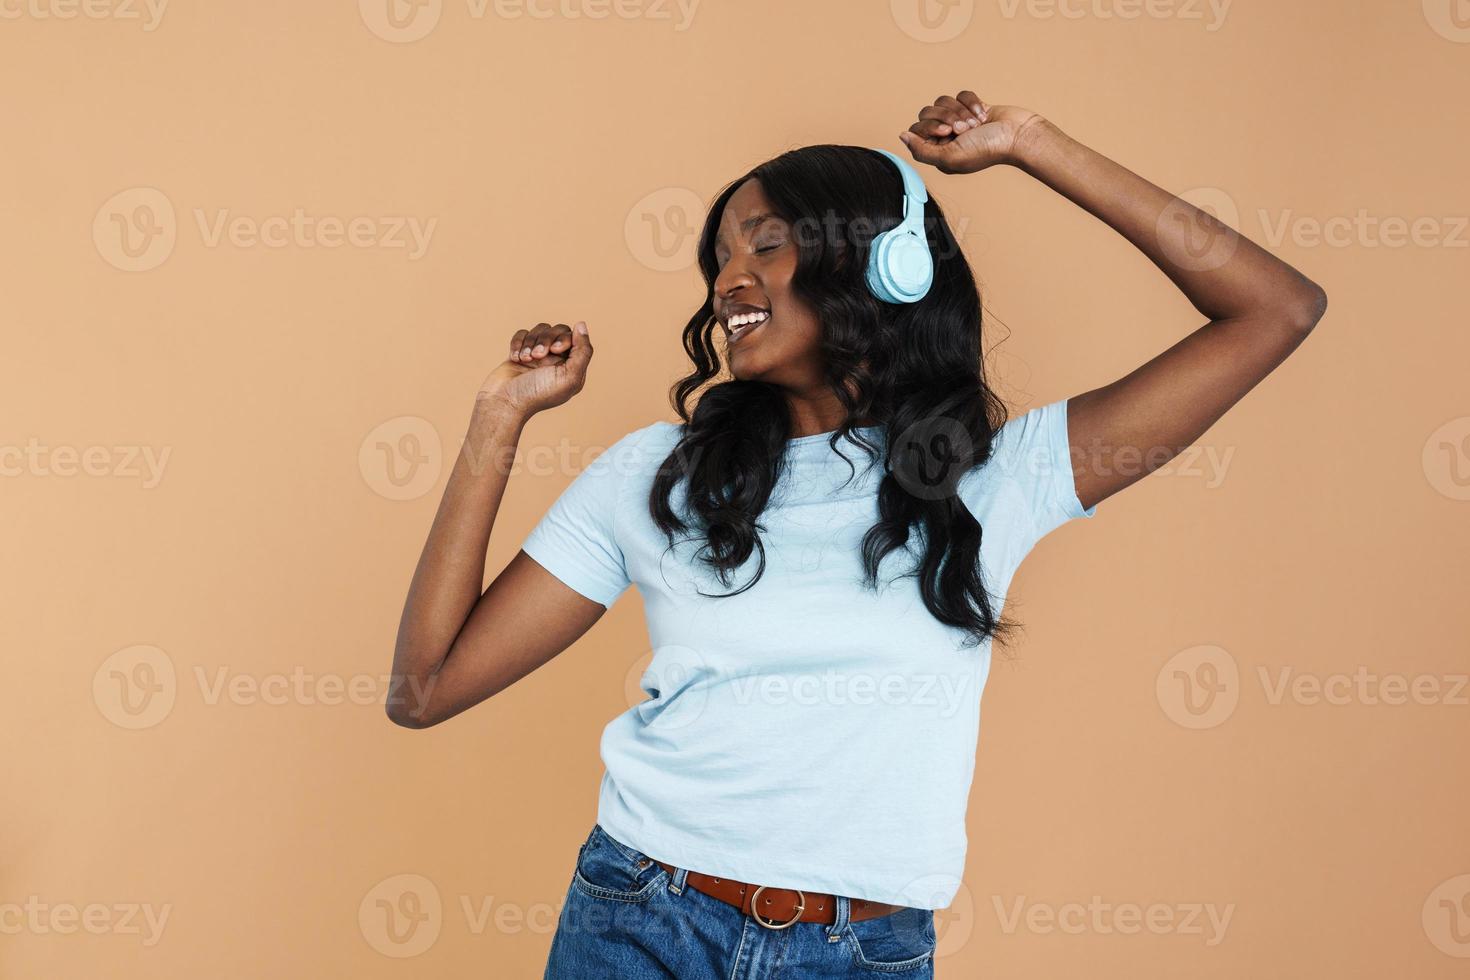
left=518, top=322, right=551, bottom=360
left=918, top=103, right=974, bottom=135
left=955, top=90, right=987, bottom=121
left=917, top=105, right=952, bottom=132
left=935, top=94, right=981, bottom=130
left=899, top=129, right=962, bottom=170
left=509, top=328, right=530, bottom=362
left=545, top=323, right=574, bottom=354
left=528, top=322, right=569, bottom=359
left=909, top=119, right=954, bottom=141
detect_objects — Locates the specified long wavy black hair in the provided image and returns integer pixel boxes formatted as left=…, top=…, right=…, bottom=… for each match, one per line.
left=648, top=144, right=1013, bottom=649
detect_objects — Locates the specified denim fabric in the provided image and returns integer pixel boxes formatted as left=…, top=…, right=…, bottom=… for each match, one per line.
left=543, top=824, right=938, bottom=978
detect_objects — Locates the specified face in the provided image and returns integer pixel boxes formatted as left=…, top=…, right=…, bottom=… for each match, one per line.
left=711, top=179, right=825, bottom=384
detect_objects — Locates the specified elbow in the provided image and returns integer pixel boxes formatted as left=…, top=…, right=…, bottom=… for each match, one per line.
left=386, top=703, right=438, bottom=729
left=384, top=671, right=444, bottom=730
left=1281, top=279, right=1328, bottom=335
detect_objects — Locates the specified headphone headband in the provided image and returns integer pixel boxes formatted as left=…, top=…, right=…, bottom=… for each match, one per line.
left=870, top=148, right=930, bottom=228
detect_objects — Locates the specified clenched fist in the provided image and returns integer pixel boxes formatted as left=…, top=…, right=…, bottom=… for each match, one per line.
left=478, top=320, right=594, bottom=417
left=897, top=90, right=1045, bottom=175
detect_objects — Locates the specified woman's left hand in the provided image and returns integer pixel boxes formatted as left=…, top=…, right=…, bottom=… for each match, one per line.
left=898, top=91, right=1044, bottom=174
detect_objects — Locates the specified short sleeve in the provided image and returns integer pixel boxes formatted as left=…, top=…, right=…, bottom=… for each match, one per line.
left=519, top=428, right=644, bottom=608
left=958, top=397, right=1096, bottom=545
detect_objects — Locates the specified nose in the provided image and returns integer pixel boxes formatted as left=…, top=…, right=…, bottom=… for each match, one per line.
left=714, top=257, right=755, bottom=302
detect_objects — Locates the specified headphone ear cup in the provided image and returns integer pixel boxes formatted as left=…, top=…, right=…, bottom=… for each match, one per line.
left=865, top=230, right=898, bottom=303
left=867, top=229, right=934, bottom=304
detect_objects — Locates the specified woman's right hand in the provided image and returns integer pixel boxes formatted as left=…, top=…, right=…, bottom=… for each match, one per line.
left=478, top=320, right=594, bottom=417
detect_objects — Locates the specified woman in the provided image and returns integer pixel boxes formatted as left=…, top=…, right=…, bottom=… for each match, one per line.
left=386, top=90, right=1326, bottom=977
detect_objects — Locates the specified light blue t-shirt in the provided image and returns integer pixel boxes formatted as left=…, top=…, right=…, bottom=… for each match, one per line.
left=519, top=398, right=1096, bottom=909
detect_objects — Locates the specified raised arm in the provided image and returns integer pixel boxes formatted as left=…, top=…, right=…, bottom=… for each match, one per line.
left=386, top=321, right=606, bottom=729
left=900, top=91, right=1327, bottom=511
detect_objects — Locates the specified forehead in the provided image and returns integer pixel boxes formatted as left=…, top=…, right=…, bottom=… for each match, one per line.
left=716, top=179, right=782, bottom=240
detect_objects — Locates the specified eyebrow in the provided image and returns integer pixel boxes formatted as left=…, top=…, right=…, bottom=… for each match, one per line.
left=715, top=212, right=780, bottom=246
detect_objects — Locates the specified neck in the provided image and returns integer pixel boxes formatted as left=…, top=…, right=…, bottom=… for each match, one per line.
left=784, top=400, right=878, bottom=438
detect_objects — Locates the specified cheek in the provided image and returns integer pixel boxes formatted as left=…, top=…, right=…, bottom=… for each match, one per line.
left=774, top=309, right=824, bottom=360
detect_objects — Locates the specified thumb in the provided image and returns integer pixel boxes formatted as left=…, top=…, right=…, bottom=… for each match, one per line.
left=897, top=130, right=955, bottom=170
left=563, top=320, right=594, bottom=376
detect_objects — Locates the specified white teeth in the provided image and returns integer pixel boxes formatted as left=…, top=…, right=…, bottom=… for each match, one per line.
left=729, top=311, right=769, bottom=328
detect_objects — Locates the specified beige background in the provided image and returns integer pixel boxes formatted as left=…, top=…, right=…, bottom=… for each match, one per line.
left=3, top=0, right=1467, bottom=976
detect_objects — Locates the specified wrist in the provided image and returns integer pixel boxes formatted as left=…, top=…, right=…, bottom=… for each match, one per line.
left=471, top=392, right=531, bottom=432
left=1008, top=114, right=1064, bottom=171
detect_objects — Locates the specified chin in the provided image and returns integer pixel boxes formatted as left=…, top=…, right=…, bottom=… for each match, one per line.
left=725, top=345, right=760, bottom=380
left=729, top=360, right=764, bottom=381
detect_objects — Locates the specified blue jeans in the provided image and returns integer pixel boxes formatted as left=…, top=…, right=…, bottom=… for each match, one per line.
left=543, top=823, right=938, bottom=978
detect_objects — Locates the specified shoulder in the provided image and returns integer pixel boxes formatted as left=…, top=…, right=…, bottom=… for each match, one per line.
left=985, top=399, right=1069, bottom=477
left=956, top=397, right=1094, bottom=530
left=955, top=399, right=1072, bottom=505
left=589, top=419, right=684, bottom=475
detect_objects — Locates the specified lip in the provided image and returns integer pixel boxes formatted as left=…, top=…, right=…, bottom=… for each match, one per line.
left=727, top=313, right=769, bottom=345
left=721, top=302, right=771, bottom=345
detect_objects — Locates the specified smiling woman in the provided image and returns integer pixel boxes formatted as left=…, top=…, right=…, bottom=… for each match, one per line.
left=386, top=87, right=1325, bottom=979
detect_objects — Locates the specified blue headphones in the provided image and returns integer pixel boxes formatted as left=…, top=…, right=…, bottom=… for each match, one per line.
left=864, top=148, right=935, bottom=304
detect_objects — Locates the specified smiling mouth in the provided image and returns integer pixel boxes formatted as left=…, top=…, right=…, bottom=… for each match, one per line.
left=726, top=310, right=770, bottom=345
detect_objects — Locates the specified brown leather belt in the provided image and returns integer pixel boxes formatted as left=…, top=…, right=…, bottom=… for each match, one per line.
left=651, top=860, right=906, bottom=929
